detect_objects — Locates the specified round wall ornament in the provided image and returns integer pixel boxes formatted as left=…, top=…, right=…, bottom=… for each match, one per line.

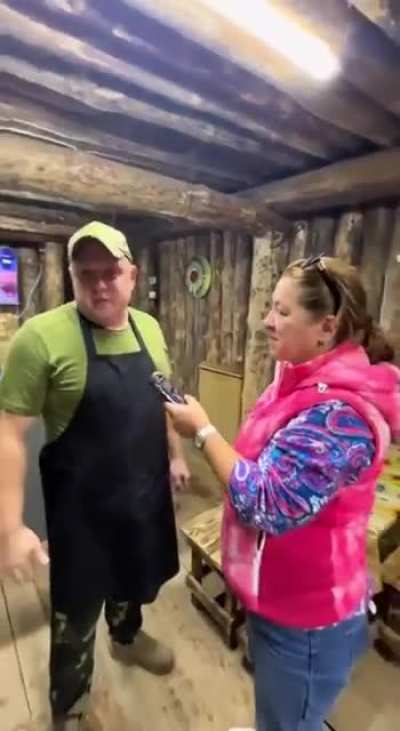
left=185, top=256, right=212, bottom=298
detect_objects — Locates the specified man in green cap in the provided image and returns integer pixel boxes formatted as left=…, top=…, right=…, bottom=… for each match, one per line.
left=0, top=221, right=190, bottom=730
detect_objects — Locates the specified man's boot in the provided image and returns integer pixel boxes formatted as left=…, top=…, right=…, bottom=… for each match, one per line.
left=110, top=629, right=174, bottom=674
left=52, top=714, right=82, bottom=730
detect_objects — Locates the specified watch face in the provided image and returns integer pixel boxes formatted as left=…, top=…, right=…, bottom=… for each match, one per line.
left=194, top=433, right=203, bottom=449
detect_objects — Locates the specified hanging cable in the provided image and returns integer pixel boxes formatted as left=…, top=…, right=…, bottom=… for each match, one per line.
left=18, top=262, right=43, bottom=322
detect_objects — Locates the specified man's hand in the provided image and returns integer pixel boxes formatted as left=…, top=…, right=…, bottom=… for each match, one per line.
left=169, top=456, right=191, bottom=492
left=0, top=525, right=49, bottom=581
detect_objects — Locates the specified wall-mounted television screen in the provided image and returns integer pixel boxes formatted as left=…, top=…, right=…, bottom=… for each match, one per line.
left=0, top=247, right=19, bottom=305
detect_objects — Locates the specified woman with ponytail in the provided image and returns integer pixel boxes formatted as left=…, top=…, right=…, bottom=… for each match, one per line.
left=167, top=256, right=400, bottom=731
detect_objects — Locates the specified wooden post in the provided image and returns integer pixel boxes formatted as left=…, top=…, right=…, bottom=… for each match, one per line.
left=274, top=229, right=291, bottom=275
left=334, top=211, right=363, bottom=263
left=174, top=238, right=187, bottom=392
left=307, top=216, right=337, bottom=257
left=197, top=233, right=211, bottom=382
left=42, top=241, right=65, bottom=311
left=206, top=231, right=223, bottom=367
left=232, top=234, right=252, bottom=371
left=133, top=244, right=147, bottom=311
left=17, top=246, right=41, bottom=321
left=290, top=221, right=309, bottom=261
left=0, top=313, right=19, bottom=365
left=380, top=208, right=400, bottom=363
left=158, top=241, right=170, bottom=347
left=184, top=235, right=196, bottom=391
left=241, top=233, right=280, bottom=418
left=168, top=239, right=179, bottom=377
left=133, top=243, right=157, bottom=315
left=220, top=232, right=236, bottom=369
left=360, top=208, right=394, bottom=321
left=146, top=243, right=158, bottom=318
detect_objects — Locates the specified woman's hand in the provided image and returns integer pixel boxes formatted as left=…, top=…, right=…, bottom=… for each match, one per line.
left=165, top=396, right=210, bottom=438
left=167, top=396, right=239, bottom=486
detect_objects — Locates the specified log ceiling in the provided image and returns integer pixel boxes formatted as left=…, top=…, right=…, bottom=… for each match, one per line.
left=1, top=0, right=400, bottom=240
left=350, top=2, right=400, bottom=47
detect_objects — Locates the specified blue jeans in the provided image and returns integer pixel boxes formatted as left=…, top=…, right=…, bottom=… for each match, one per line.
left=248, top=612, right=369, bottom=731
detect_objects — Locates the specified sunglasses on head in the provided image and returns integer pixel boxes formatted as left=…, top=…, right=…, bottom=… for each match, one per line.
left=300, top=255, right=341, bottom=315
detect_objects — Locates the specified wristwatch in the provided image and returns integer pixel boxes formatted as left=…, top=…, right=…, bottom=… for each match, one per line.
left=194, top=424, right=217, bottom=449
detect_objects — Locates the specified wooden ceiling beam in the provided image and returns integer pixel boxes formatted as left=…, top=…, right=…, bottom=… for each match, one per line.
left=0, top=134, right=290, bottom=234
left=0, top=200, right=94, bottom=242
left=244, top=146, right=400, bottom=216
left=0, top=55, right=289, bottom=171
left=0, top=201, right=86, bottom=225
left=0, top=229, right=62, bottom=244
left=350, top=1, right=400, bottom=47
left=0, top=199, right=214, bottom=245
left=0, top=95, right=260, bottom=190
left=0, top=215, right=74, bottom=239
left=0, top=196, right=246, bottom=245
left=124, top=220, right=213, bottom=245
left=119, top=0, right=400, bottom=146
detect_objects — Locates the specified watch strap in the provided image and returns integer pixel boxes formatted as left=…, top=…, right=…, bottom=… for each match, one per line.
left=195, top=424, right=217, bottom=449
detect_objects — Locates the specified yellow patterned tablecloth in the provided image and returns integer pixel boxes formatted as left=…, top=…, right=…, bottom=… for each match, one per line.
left=368, top=446, right=400, bottom=591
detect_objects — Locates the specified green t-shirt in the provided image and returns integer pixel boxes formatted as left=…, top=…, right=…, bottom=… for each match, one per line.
left=0, top=302, right=171, bottom=442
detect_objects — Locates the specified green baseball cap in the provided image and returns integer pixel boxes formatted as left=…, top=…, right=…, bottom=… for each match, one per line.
left=68, top=221, right=133, bottom=262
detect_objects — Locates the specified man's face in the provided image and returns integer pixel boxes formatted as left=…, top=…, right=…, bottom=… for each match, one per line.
left=70, top=239, right=137, bottom=328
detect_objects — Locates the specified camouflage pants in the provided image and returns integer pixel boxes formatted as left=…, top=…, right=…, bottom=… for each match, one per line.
left=50, top=598, right=142, bottom=718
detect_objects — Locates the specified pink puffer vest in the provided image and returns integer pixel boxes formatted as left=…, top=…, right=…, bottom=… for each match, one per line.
left=222, top=343, right=400, bottom=628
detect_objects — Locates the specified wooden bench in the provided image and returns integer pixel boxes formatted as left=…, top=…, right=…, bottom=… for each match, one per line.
left=180, top=505, right=245, bottom=648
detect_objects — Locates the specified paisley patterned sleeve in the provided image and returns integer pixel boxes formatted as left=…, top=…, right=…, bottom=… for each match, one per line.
left=229, top=400, right=376, bottom=535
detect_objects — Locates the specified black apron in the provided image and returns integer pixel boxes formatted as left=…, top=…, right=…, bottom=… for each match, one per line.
left=39, top=312, right=179, bottom=611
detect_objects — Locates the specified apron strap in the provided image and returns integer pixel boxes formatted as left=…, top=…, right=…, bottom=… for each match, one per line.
left=78, top=310, right=156, bottom=369
left=128, top=313, right=156, bottom=370
left=78, top=311, right=97, bottom=359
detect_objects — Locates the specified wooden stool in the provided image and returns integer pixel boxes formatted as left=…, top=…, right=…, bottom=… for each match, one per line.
left=180, top=505, right=245, bottom=648
left=237, top=623, right=253, bottom=673
left=375, top=546, right=400, bottom=664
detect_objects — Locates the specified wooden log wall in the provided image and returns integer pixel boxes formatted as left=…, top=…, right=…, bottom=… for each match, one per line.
left=132, top=242, right=158, bottom=316
left=0, top=241, right=66, bottom=366
left=286, top=205, right=399, bottom=360
left=157, top=231, right=252, bottom=394
left=157, top=203, right=400, bottom=419
left=241, top=204, right=400, bottom=415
